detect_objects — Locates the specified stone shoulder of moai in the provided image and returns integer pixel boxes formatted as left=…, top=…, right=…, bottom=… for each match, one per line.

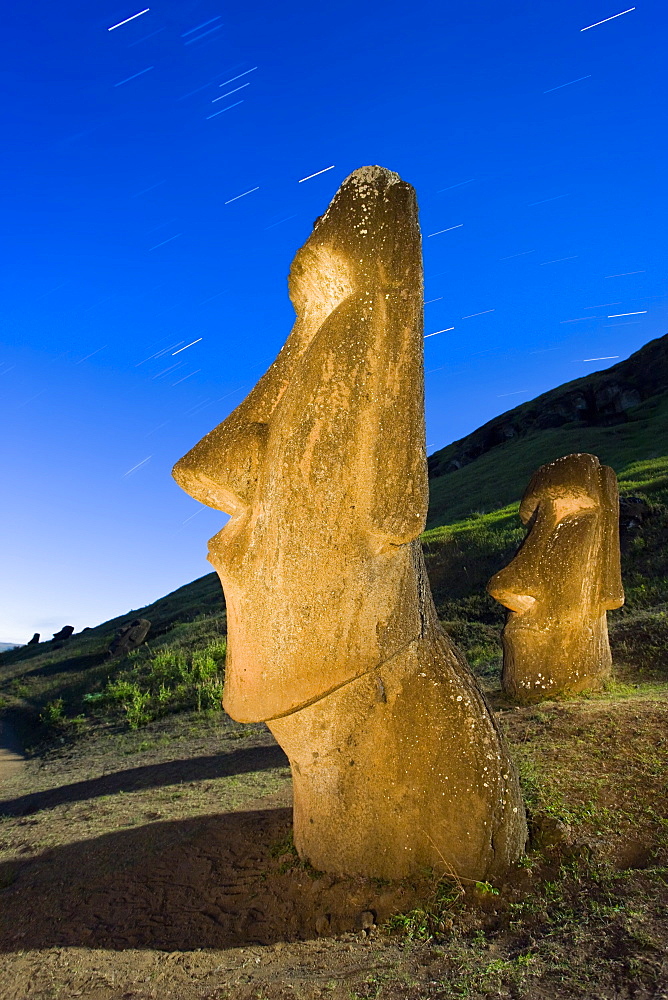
left=173, top=165, right=527, bottom=880
left=488, top=453, right=624, bottom=703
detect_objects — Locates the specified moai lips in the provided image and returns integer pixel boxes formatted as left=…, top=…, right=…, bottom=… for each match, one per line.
left=173, top=165, right=527, bottom=879
left=488, top=453, right=624, bottom=703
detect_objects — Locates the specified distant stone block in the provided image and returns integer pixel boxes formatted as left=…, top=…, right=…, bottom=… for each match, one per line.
left=107, top=618, right=151, bottom=658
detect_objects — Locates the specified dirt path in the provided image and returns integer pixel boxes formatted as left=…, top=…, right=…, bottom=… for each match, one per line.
left=0, top=720, right=25, bottom=783
left=0, top=695, right=667, bottom=999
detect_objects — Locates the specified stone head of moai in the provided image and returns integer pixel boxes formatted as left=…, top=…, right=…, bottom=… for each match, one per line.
left=173, top=165, right=527, bottom=880
left=488, top=453, right=624, bottom=703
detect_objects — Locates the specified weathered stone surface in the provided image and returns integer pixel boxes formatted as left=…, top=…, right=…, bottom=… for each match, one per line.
left=27, top=633, right=40, bottom=645
left=173, top=165, right=527, bottom=880
left=108, top=618, right=151, bottom=658
left=52, top=626, right=74, bottom=642
left=488, top=453, right=624, bottom=702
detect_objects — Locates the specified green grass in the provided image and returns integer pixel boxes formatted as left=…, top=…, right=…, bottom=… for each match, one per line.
left=427, top=394, right=668, bottom=526
left=0, top=612, right=228, bottom=736
left=98, top=638, right=227, bottom=727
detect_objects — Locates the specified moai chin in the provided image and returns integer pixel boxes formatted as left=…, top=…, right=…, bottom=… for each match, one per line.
left=488, top=453, right=624, bottom=703
left=173, top=165, right=527, bottom=880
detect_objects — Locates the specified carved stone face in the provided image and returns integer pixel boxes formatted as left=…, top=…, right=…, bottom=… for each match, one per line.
left=487, top=453, right=624, bottom=697
left=172, top=167, right=429, bottom=722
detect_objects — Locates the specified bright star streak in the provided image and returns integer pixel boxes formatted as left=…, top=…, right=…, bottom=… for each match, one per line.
left=298, top=166, right=336, bottom=183
left=108, top=8, right=149, bottom=30
left=75, top=346, right=107, bottom=364
left=543, top=75, right=591, bottom=93
left=437, top=179, right=475, bottom=192
left=114, top=66, right=153, bottom=87
left=219, top=68, right=258, bottom=88
left=206, top=101, right=244, bottom=119
left=172, top=370, right=201, bottom=386
left=148, top=233, right=182, bottom=251
left=427, top=225, right=463, bottom=237
left=184, top=24, right=224, bottom=44
left=264, top=215, right=296, bottom=230
left=172, top=338, right=203, bottom=355
left=212, top=83, right=250, bottom=102
left=604, top=271, right=645, bottom=278
left=128, top=27, right=165, bottom=46
left=182, top=16, right=221, bottom=36
left=424, top=297, right=443, bottom=304
left=182, top=507, right=207, bottom=524
left=580, top=7, right=635, bottom=31
left=539, top=256, right=579, bottom=265
left=123, top=456, right=152, bottom=477
left=224, top=186, right=259, bottom=204
left=499, top=250, right=535, bottom=260
left=528, top=195, right=568, bottom=206
left=462, top=309, right=495, bottom=319
left=580, top=356, right=620, bottom=361
left=607, top=310, right=647, bottom=317
left=424, top=327, right=455, bottom=338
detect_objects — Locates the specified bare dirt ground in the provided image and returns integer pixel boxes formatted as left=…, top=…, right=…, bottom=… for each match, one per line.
left=1, top=694, right=667, bottom=999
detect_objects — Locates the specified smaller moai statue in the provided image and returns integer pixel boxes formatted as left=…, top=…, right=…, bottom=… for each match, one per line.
left=52, top=625, right=75, bottom=642
left=108, top=618, right=151, bottom=658
left=27, top=633, right=40, bottom=645
left=487, top=453, right=624, bottom=702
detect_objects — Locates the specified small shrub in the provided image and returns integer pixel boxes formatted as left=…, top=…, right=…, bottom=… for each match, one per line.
left=40, top=699, right=65, bottom=727
left=101, top=638, right=227, bottom=727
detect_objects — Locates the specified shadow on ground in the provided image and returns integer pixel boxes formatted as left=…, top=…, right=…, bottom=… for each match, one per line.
left=0, top=745, right=290, bottom=816
left=0, top=808, right=424, bottom=951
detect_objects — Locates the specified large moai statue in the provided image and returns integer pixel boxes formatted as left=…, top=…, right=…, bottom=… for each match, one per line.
left=173, top=166, right=526, bottom=880
left=488, top=453, right=624, bottom=703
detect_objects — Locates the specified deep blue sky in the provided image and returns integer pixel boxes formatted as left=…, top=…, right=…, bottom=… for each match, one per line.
left=1, top=0, right=666, bottom=642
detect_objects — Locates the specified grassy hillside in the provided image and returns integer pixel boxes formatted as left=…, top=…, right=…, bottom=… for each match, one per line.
left=2, top=336, right=667, bottom=737
left=427, top=393, right=668, bottom=527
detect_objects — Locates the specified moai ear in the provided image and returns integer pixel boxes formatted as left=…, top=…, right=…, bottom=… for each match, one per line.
left=598, top=463, right=625, bottom=610
left=286, top=168, right=429, bottom=550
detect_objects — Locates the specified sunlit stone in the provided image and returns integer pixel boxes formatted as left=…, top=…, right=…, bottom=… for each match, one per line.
left=173, top=165, right=527, bottom=879
left=488, top=453, right=624, bottom=703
